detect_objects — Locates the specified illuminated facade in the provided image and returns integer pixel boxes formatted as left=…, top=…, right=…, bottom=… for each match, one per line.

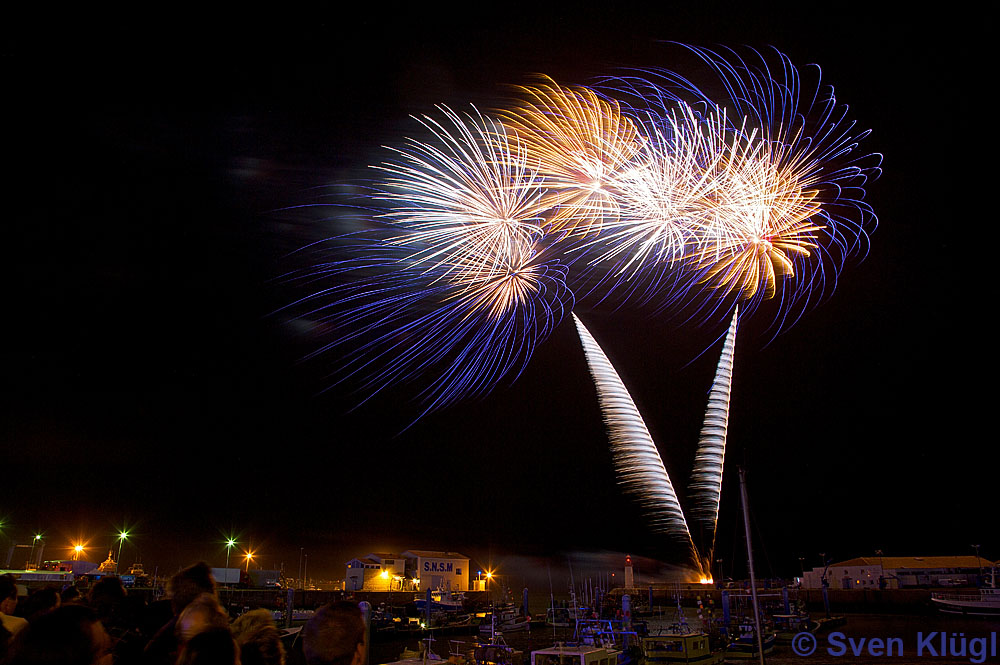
left=345, top=550, right=470, bottom=591
left=801, top=556, right=997, bottom=590
left=402, top=550, right=470, bottom=591
left=345, top=552, right=410, bottom=591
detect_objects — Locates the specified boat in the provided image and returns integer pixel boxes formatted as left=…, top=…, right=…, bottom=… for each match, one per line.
left=430, top=612, right=477, bottom=634
left=531, top=643, right=623, bottom=665
left=813, top=615, right=847, bottom=631
left=479, top=606, right=530, bottom=635
left=721, top=468, right=776, bottom=663
left=545, top=605, right=583, bottom=628
left=772, top=612, right=817, bottom=643
left=469, top=635, right=525, bottom=665
left=643, top=621, right=724, bottom=665
left=416, top=590, right=467, bottom=612
left=931, top=573, right=1000, bottom=616
left=722, top=621, right=776, bottom=661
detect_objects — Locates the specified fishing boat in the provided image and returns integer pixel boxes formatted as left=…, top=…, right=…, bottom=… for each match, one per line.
left=722, top=623, right=776, bottom=661
left=531, top=643, right=623, bottom=665
left=416, top=590, right=467, bottom=612
left=643, top=621, right=724, bottom=665
left=469, top=635, right=525, bottom=665
left=931, top=573, right=1000, bottom=616
left=479, top=606, right=530, bottom=635
left=772, top=612, right=817, bottom=643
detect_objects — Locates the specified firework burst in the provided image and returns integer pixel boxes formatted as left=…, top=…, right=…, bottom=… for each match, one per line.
left=288, top=106, right=574, bottom=419
left=501, top=76, right=644, bottom=237
left=594, top=45, right=879, bottom=327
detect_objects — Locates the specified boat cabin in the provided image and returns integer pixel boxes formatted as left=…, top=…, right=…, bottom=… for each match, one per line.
left=531, top=644, right=620, bottom=665
left=642, top=631, right=722, bottom=665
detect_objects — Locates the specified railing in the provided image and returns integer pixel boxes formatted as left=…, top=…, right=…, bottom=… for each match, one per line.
left=931, top=592, right=986, bottom=602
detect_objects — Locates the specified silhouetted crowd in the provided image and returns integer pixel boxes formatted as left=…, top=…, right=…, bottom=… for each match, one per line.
left=1, top=564, right=366, bottom=665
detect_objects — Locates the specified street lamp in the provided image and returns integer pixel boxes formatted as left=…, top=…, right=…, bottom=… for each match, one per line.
left=28, top=535, right=42, bottom=569
left=116, top=531, right=129, bottom=574
left=225, top=539, right=237, bottom=569
left=972, top=544, right=983, bottom=584
left=73, top=544, right=85, bottom=561
left=245, top=551, right=255, bottom=572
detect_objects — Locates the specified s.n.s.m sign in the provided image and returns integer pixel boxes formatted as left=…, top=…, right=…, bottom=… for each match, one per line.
left=423, top=561, right=454, bottom=572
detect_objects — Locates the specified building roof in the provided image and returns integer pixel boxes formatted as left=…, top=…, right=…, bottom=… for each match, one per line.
left=365, top=552, right=402, bottom=560
left=830, top=556, right=996, bottom=570
left=346, top=557, right=379, bottom=566
left=402, top=550, right=470, bottom=560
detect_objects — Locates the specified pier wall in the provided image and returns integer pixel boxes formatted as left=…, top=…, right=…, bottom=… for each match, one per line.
left=606, top=586, right=936, bottom=615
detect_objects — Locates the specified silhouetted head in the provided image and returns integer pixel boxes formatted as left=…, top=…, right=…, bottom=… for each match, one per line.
left=303, top=602, right=365, bottom=665
left=168, top=562, right=217, bottom=615
left=232, top=608, right=285, bottom=665
left=176, top=593, right=229, bottom=645
left=176, top=627, right=240, bottom=665
left=6, top=604, right=111, bottom=665
left=0, top=574, right=19, bottom=615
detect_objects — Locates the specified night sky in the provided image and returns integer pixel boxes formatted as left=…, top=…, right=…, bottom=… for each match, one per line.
left=2, top=8, right=990, bottom=583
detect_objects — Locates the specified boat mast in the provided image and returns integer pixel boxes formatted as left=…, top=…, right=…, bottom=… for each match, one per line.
left=739, top=466, right=766, bottom=665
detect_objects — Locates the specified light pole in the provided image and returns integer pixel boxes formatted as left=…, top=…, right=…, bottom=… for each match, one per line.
left=28, top=535, right=42, bottom=569
left=116, top=531, right=129, bottom=574
left=245, top=551, right=255, bottom=572
left=73, top=544, right=84, bottom=561
left=225, top=539, right=237, bottom=569
left=875, top=550, right=885, bottom=589
left=972, top=544, right=983, bottom=584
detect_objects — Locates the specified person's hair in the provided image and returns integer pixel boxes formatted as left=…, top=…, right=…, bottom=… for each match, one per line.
left=0, top=574, right=18, bottom=601
left=5, top=604, right=109, bottom=665
left=303, top=602, right=364, bottom=665
left=88, top=576, right=126, bottom=616
left=233, top=609, right=285, bottom=665
left=61, top=585, right=82, bottom=604
left=176, top=627, right=240, bottom=665
left=168, top=562, right=217, bottom=614
left=176, top=592, right=229, bottom=644
left=22, top=586, right=61, bottom=620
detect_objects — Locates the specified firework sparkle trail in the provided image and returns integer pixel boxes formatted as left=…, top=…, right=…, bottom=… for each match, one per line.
left=573, top=312, right=703, bottom=573
left=688, top=305, right=739, bottom=573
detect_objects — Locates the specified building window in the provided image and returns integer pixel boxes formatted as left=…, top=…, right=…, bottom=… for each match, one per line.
left=456, top=568, right=462, bottom=575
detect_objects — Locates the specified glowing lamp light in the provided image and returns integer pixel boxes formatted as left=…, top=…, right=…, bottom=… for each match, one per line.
left=485, top=571, right=493, bottom=580
left=74, top=545, right=84, bottom=553
left=699, top=576, right=713, bottom=585
left=380, top=569, right=389, bottom=579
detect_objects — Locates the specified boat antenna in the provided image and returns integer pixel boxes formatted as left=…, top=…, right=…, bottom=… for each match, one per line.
left=548, top=563, right=556, bottom=640
left=739, top=466, right=766, bottom=665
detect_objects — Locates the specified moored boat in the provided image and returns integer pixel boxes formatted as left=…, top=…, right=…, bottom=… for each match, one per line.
left=772, top=612, right=817, bottom=643
left=931, top=587, right=1000, bottom=616
left=531, top=643, right=623, bottom=665
left=643, top=624, right=724, bottom=665
left=722, top=623, right=775, bottom=661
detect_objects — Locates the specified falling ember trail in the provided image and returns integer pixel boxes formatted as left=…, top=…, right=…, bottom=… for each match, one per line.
left=573, top=313, right=703, bottom=575
left=688, top=305, right=739, bottom=574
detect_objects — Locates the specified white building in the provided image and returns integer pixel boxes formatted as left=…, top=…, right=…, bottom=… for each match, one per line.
left=801, top=555, right=996, bottom=589
left=402, top=550, right=470, bottom=591
left=345, top=552, right=411, bottom=591
left=345, top=550, right=470, bottom=591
